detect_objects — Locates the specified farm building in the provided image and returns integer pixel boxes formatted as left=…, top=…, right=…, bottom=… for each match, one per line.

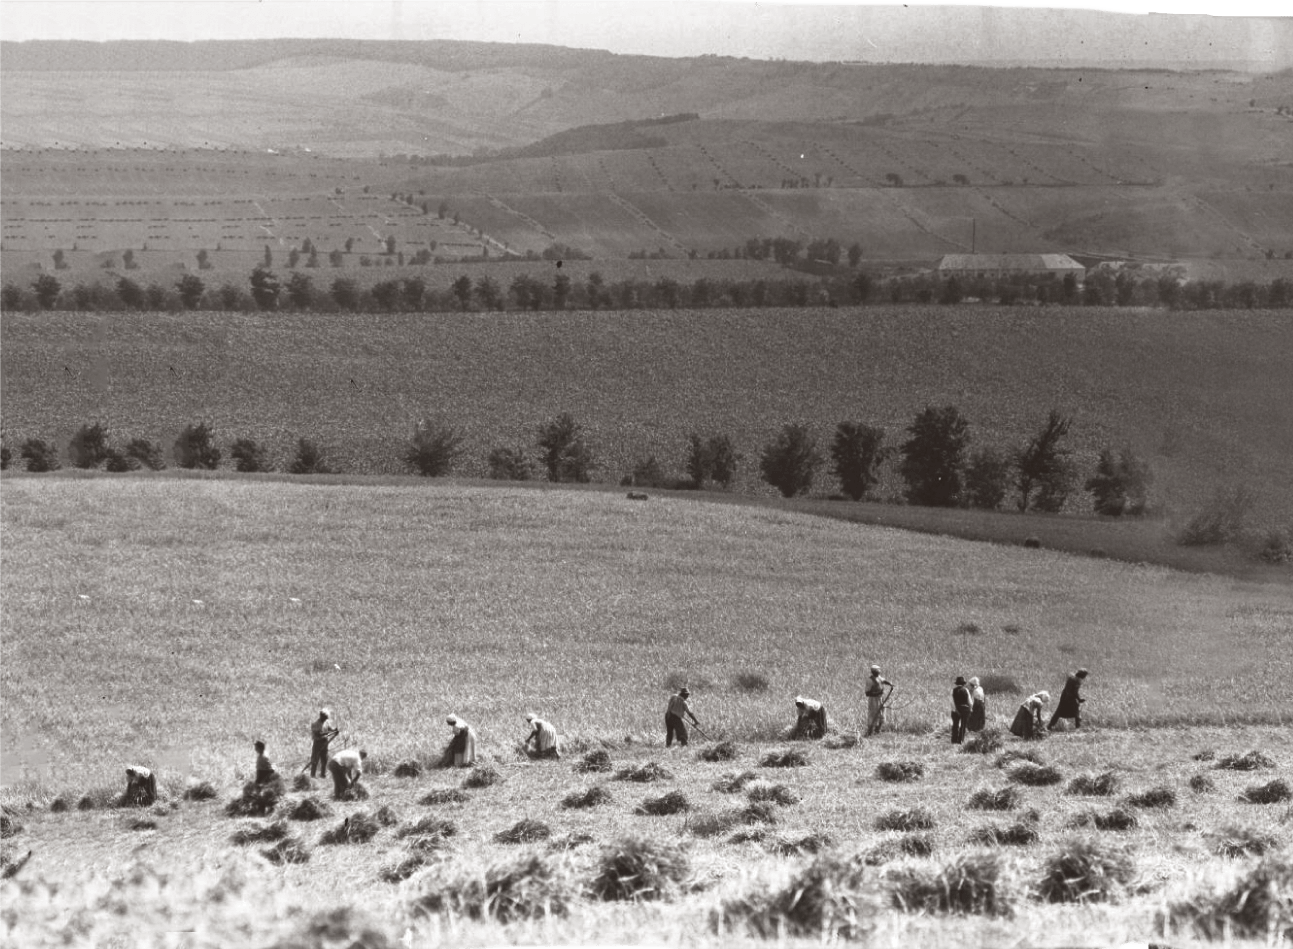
left=937, top=254, right=1086, bottom=281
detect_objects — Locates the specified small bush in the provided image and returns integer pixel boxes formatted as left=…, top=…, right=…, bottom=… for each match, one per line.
left=1188, top=773, right=1216, bottom=793
left=760, top=748, right=808, bottom=768
left=1037, top=838, right=1136, bottom=903
left=1009, top=762, right=1062, bottom=787
left=413, top=852, right=576, bottom=922
left=712, top=771, right=760, bottom=794
left=76, top=787, right=117, bottom=811
left=1069, top=807, right=1139, bottom=832
left=261, top=837, right=311, bottom=865
left=49, top=794, right=72, bottom=813
left=614, top=761, right=672, bottom=783
left=1215, top=749, right=1276, bottom=771
left=876, top=807, right=935, bottom=832
left=230, top=819, right=289, bottom=845
left=635, top=790, right=691, bottom=816
left=124, top=438, right=166, bottom=470
left=230, top=437, right=270, bottom=472
left=1180, top=485, right=1255, bottom=546
left=768, top=831, right=835, bottom=856
left=747, top=782, right=799, bottom=806
left=173, top=422, right=219, bottom=469
left=1209, top=824, right=1282, bottom=858
left=286, top=796, right=330, bottom=822
left=462, top=765, right=501, bottom=789
left=1240, top=778, right=1292, bottom=804
left=68, top=423, right=109, bottom=469
left=889, top=852, right=1012, bottom=917
left=1256, top=528, right=1293, bottom=564
left=963, top=727, right=1004, bottom=755
left=716, top=853, right=872, bottom=938
left=224, top=781, right=282, bottom=817
left=575, top=749, right=613, bottom=773
left=969, top=820, right=1040, bottom=847
left=1125, top=786, right=1176, bottom=809
left=1023, top=537, right=1041, bottom=549
left=288, top=437, right=333, bottom=474
left=20, top=438, right=61, bottom=472
left=561, top=785, right=613, bottom=810
left=876, top=760, right=924, bottom=783
left=1165, top=856, right=1293, bottom=940
left=1067, top=771, right=1121, bottom=797
left=319, top=811, right=382, bottom=845
left=406, top=420, right=463, bottom=477
left=486, top=445, right=534, bottom=481
left=698, top=741, right=739, bottom=762
left=495, top=818, right=552, bottom=843
left=968, top=787, right=1021, bottom=811
left=183, top=780, right=218, bottom=801
left=732, top=671, right=769, bottom=693
left=589, top=835, right=691, bottom=902
left=898, top=833, right=936, bottom=857
left=392, top=760, right=423, bottom=779
left=418, top=788, right=469, bottom=806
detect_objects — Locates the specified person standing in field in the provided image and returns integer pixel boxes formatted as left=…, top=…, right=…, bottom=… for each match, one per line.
left=124, top=765, right=157, bottom=806
left=446, top=716, right=477, bottom=767
left=967, top=676, right=986, bottom=732
left=328, top=747, right=367, bottom=798
left=792, top=696, right=828, bottom=739
left=665, top=687, right=699, bottom=747
left=950, top=677, right=972, bottom=744
left=1010, top=691, right=1050, bottom=739
left=309, top=709, right=338, bottom=778
left=1048, top=668, right=1088, bottom=730
left=864, top=666, right=892, bottom=736
left=253, top=740, right=279, bottom=786
left=523, top=713, right=561, bottom=759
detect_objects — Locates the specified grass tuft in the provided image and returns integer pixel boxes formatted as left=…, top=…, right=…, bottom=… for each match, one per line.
left=635, top=790, right=691, bottom=816
left=392, top=760, right=423, bottom=779
left=889, top=852, right=1012, bottom=917
left=230, top=819, right=289, bottom=845
left=1068, top=807, right=1139, bottom=832
left=561, top=785, right=613, bottom=810
left=395, top=816, right=458, bottom=842
left=1240, top=778, right=1291, bottom=804
left=962, top=728, right=1004, bottom=755
left=822, top=733, right=859, bottom=749
left=183, top=780, right=218, bottom=801
left=698, top=741, right=739, bottom=762
left=418, top=788, right=469, bottom=806
left=738, top=801, right=781, bottom=825
left=1191, top=749, right=1216, bottom=762
left=1008, top=762, right=1062, bottom=787
left=1067, top=771, right=1121, bottom=797
left=413, top=852, right=576, bottom=922
left=876, top=807, right=935, bottom=832
left=127, top=818, right=158, bottom=831
left=574, top=749, right=613, bottom=773
left=261, top=837, right=311, bottom=865
left=1208, top=824, right=1282, bottom=858
left=76, top=787, right=119, bottom=811
left=1188, top=774, right=1216, bottom=793
left=589, top=835, right=691, bottom=902
left=1124, top=786, right=1177, bottom=809
left=374, top=805, right=400, bottom=827
left=731, top=671, right=769, bottom=693
left=968, top=786, right=1021, bottom=811
left=614, top=761, right=673, bottom=783
left=759, top=748, right=808, bottom=768
left=712, top=770, right=759, bottom=793
left=224, top=781, right=282, bottom=818
left=995, top=749, right=1043, bottom=769
left=494, top=818, right=553, bottom=843
left=1215, top=749, right=1276, bottom=771
left=48, top=794, right=72, bottom=813
left=1164, top=856, right=1293, bottom=941
left=716, top=853, right=873, bottom=938
left=291, top=773, right=313, bottom=792
left=379, top=850, right=439, bottom=883
left=286, top=796, right=330, bottom=822
left=968, top=820, right=1040, bottom=847
left=876, top=760, right=924, bottom=783
left=1037, top=837, right=1136, bottom=903
left=746, top=781, right=800, bottom=806
left=0, top=813, right=23, bottom=839
left=319, top=810, right=382, bottom=845
left=768, top=831, right=836, bottom=856
left=685, top=809, right=741, bottom=839
left=462, top=765, right=502, bottom=789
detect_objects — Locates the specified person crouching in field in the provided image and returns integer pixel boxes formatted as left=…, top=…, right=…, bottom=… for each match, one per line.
left=865, top=666, right=892, bottom=735
left=523, top=713, right=561, bottom=759
left=950, top=677, right=972, bottom=744
left=328, top=747, right=367, bottom=798
left=792, top=696, right=828, bottom=739
left=967, top=676, right=986, bottom=732
left=446, top=716, right=477, bottom=767
left=253, top=740, right=279, bottom=787
left=123, top=765, right=157, bottom=807
left=665, top=688, right=700, bottom=747
left=1010, top=692, right=1050, bottom=740
left=1049, top=668, right=1088, bottom=731
left=309, top=709, right=339, bottom=778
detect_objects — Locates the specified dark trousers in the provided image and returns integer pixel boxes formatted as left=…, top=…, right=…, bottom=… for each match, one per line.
left=328, top=759, right=351, bottom=797
left=951, top=708, right=970, bottom=743
left=1048, top=709, right=1080, bottom=730
left=310, top=739, right=330, bottom=777
left=665, top=713, right=688, bottom=747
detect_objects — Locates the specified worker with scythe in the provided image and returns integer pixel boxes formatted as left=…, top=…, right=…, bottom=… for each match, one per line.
left=308, top=708, right=339, bottom=777
left=665, top=687, right=701, bottom=747
left=864, top=665, right=893, bottom=736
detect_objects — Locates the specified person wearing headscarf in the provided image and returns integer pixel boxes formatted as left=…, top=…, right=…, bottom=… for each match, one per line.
left=950, top=676, right=972, bottom=744
left=864, top=665, right=892, bottom=736
left=1048, top=669, right=1089, bottom=731
left=523, top=713, right=561, bottom=759
left=967, top=676, right=986, bottom=732
left=124, top=765, right=157, bottom=806
left=309, top=708, right=338, bottom=778
left=328, top=747, right=367, bottom=797
left=1010, top=691, right=1050, bottom=739
left=446, top=715, right=477, bottom=767
left=665, top=687, right=699, bottom=747
left=792, top=696, right=828, bottom=739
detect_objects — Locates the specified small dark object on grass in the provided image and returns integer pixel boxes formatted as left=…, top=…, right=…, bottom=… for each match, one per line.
left=739, top=801, right=780, bottom=825
left=575, top=749, right=613, bottom=773
left=128, top=818, right=158, bottom=831
left=319, top=810, right=382, bottom=845
left=379, top=850, right=438, bottom=883
left=408, top=834, right=453, bottom=855
left=760, top=748, right=808, bottom=768
left=698, top=741, right=739, bottom=762
left=373, top=804, right=400, bottom=826
left=1189, top=774, right=1216, bottom=793
left=334, top=783, right=370, bottom=802
left=77, top=787, right=118, bottom=811
left=729, top=827, right=771, bottom=845
left=261, top=837, right=310, bottom=865
left=712, top=770, right=758, bottom=793
left=1067, top=771, right=1121, bottom=797
left=225, top=781, right=282, bottom=818
left=0, top=813, right=22, bottom=838
left=1023, top=537, right=1041, bottom=549
left=955, top=621, right=983, bottom=636
left=1215, top=750, right=1276, bottom=771
left=183, top=780, right=218, bottom=802
left=769, top=831, right=835, bottom=856
left=287, top=796, right=330, bottom=822
left=747, top=782, right=799, bottom=806
left=822, top=733, right=859, bottom=749
left=969, top=820, right=1040, bottom=847
left=1037, top=837, right=1136, bottom=903
left=231, top=819, right=289, bottom=845
left=996, top=749, right=1043, bottom=769
left=614, top=761, right=673, bottom=783
left=1191, top=749, right=1216, bottom=762
left=968, top=787, right=1021, bottom=811
left=590, top=835, right=692, bottom=902
left=1125, top=786, right=1176, bottom=809
left=1209, top=824, right=1281, bottom=858
left=963, top=728, right=1004, bottom=755
left=1164, top=856, right=1293, bottom=941
left=393, top=760, right=423, bottom=779
left=462, top=765, right=502, bottom=789
left=495, top=818, right=553, bottom=843
left=561, top=785, right=613, bottom=810
left=898, top=833, right=936, bottom=857
left=291, top=773, right=312, bottom=792
left=418, top=788, right=469, bottom=806
left=732, top=671, right=769, bottom=693
left=1009, top=762, right=1062, bottom=787
left=876, top=807, right=935, bottom=832
left=396, top=816, right=458, bottom=841
left=889, top=852, right=1011, bottom=917
left=876, top=760, right=924, bottom=783
left=49, top=795, right=71, bottom=813
left=635, top=790, right=691, bottom=816
left=1069, top=808, right=1139, bottom=832
left=548, top=832, right=596, bottom=850
left=414, top=852, right=576, bottom=923
left=686, top=809, right=740, bottom=839
left=1240, top=778, right=1292, bottom=804
left=715, top=853, right=872, bottom=938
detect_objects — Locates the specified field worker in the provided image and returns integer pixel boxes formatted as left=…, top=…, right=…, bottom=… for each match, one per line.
left=309, top=709, right=339, bottom=778
left=1010, top=691, right=1050, bottom=740
left=967, top=676, right=986, bottom=732
left=447, top=716, right=477, bottom=767
left=253, top=740, right=278, bottom=786
left=950, top=677, right=972, bottom=744
left=328, top=747, right=367, bottom=797
left=792, top=696, right=828, bottom=739
left=864, top=666, right=893, bottom=736
left=665, top=687, right=700, bottom=747
left=523, top=713, right=561, bottom=759
left=124, top=765, right=157, bottom=806
left=1049, top=668, right=1089, bottom=731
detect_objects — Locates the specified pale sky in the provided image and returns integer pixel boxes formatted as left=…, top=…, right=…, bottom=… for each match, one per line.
left=1, top=0, right=1283, bottom=56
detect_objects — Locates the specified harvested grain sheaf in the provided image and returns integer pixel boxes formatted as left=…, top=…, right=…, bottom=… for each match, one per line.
left=962, top=728, right=1004, bottom=755
left=822, top=733, right=859, bottom=750
left=898, top=833, right=936, bottom=857
left=1125, top=786, right=1176, bottom=809
left=412, top=852, right=576, bottom=922
left=393, top=760, right=423, bottom=779
left=418, top=788, right=469, bottom=806
left=1037, top=837, right=1136, bottom=903
left=614, top=761, right=673, bottom=783
left=48, top=795, right=72, bottom=813
left=1163, top=856, right=1293, bottom=942
left=1067, top=771, right=1121, bottom=797
left=968, top=787, right=1021, bottom=811
left=231, top=819, right=290, bottom=845
left=183, top=780, right=218, bottom=802
left=589, top=836, right=691, bottom=902
left=1241, top=778, right=1292, bottom=804
left=261, top=837, right=311, bottom=865
left=747, top=781, right=800, bottom=806
left=712, top=770, right=759, bottom=794
left=715, top=853, right=874, bottom=939
left=1209, top=824, right=1282, bottom=858
left=1008, top=762, right=1062, bottom=787
left=379, top=850, right=438, bottom=883
left=561, top=785, right=613, bottom=810
left=396, top=816, right=458, bottom=843
left=77, top=787, right=119, bottom=811
left=548, top=832, right=596, bottom=851
left=462, top=766, right=502, bottom=789
left=1215, top=750, right=1276, bottom=771
left=319, top=811, right=382, bottom=845
left=575, top=749, right=613, bottom=773
left=127, top=818, right=158, bottom=831
left=1068, top=807, right=1139, bottom=832
left=686, top=809, right=741, bottom=839
left=1192, top=749, right=1217, bottom=762
left=286, top=796, right=330, bottom=822
left=995, top=749, right=1043, bottom=769
left=1189, top=774, right=1216, bottom=793
left=334, top=783, right=370, bottom=803
left=876, top=761, right=923, bottom=783
left=495, top=818, right=553, bottom=843
left=0, top=812, right=22, bottom=839
left=225, top=781, right=282, bottom=818
left=291, top=773, right=313, bottom=792
left=889, top=852, right=1012, bottom=917
left=760, top=749, right=808, bottom=769
left=635, top=790, right=691, bottom=816
left=768, top=831, right=836, bottom=857
left=968, top=820, right=1040, bottom=847
left=698, top=741, right=739, bottom=762
left=739, top=801, right=781, bottom=826
left=875, top=807, right=935, bottom=832
left=729, top=827, right=771, bottom=845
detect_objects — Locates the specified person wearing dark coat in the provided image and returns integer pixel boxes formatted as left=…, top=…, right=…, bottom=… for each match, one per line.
left=1048, top=669, right=1088, bottom=730
left=967, top=676, right=986, bottom=732
left=950, top=677, right=972, bottom=743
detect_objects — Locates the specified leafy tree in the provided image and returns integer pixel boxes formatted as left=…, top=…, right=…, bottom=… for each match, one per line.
left=103, top=448, right=135, bottom=472
left=964, top=447, right=1011, bottom=510
left=587, top=272, right=606, bottom=310
left=125, top=438, right=166, bottom=470
left=0, top=439, right=10, bottom=470
left=68, top=422, right=109, bottom=468
left=655, top=278, right=680, bottom=309
left=553, top=273, right=571, bottom=309
left=329, top=249, right=344, bottom=268
left=173, top=422, right=220, bottom=470
left=900, top=405, right=970, bottom=507
left=286, top=272, right=313, bottom=309
left=371, top=280, right=400, bottom=310
left=759, top=424, right=822, bottom=498
left=249, top=267, right=280, bottom=311
left=1061, top=272, right=1079, bottom=304
left=196, top=248, right=211, bottom=270
left=487, top=446, right=533, bottom=481
left=122, top=248, right=137, bottom=270
left=537, top=413, right=594, bottom=483
left=1085, top=448, right=1152, bottom=516
left=939, top=276, right=963, bottom=305
left=176, top=274, right=205, bottom=309
left=230, top=437, right=271, bottom=472
left=307, top=249, right=320, bottom=269
left=145, top=283, right=168, bottom=310
left=20, top=438, right=61, bottom=472
left=1014, top=410, right=1073, bottom=513
left=53, top=249, right=67, bottom=270
left=830, top=421, right=886, bottom=501
left=474, top=276, right=502, bottom=310
left=1180, top=485, right=1255, bottom=546
left=848, top=242, right=863, bottom=267
left=708, top=434, right=740, bottom=488
left=116, top=276, right=145, bottom=309
left=451, top=275, right=473, bottom=310
left=289, top=438, right=333, bottom=474
left=685, top=433, right=711, bottom=487
left=852, top=272, right=873, bottom=303
left=331, top=278, right=359, bottom=311
left=509, top=274, right=539, bottom=310
left=218, top=283, right=245, bottom=311
left=262, top=245, right=273, bottom=268
left=402, top=277, right=425, bottom=309
left=32, top=274, right=61, bottom=309
left=1, top=283, right=24, bottom=310
left=385, top=235, right=397, bottom=256
left=287, top=248, right=301, bottom=269
left=630, top=455, right=666, bottom=488
left=406, top=420, right=463, bottom=477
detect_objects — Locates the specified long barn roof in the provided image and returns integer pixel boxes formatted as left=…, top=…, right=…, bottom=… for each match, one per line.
left=938, top=254, right=1085, bottom=271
